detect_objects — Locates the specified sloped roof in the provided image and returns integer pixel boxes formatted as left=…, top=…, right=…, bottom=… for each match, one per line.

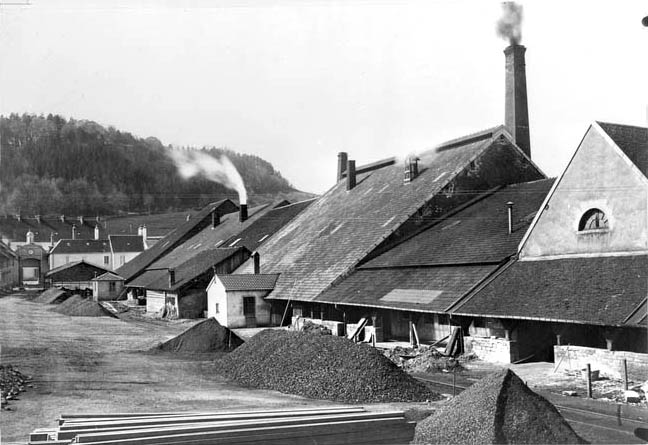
left=221, top=199, right=314, bottom=251
left=109, top=235, right=144, bottom=253
left=240, top=126, right=543, bottom=303
left=51, top=239, right=111, bottom=254
left=315, top=265, right=499, bottom=313
left=92, top=272, right=124, bottom=281
left=129, top=247, right=247, bottom=292
left=453, top=255, right=648, bottom=327
left=598, top=122, right=648, bottom=177
left=362, top=179, right=554, bottom=268
left=45, top=260, right=111, bottom=282
left=116, top=199, right=238, bottom=282
left=0, top=215, right=106, bottom=244
left=218, top=274, right=279, bottom=291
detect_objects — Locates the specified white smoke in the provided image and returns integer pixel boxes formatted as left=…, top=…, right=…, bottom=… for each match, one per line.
left=496, top=2, right=523, bottom=45
left=169, top=149, right=247, bottom=204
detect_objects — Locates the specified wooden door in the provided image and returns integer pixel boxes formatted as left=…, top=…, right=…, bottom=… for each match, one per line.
left=243, top=296, right=257, bottom=328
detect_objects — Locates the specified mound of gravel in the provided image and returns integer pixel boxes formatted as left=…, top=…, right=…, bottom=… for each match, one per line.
left=54, top=295, right=115, bottom=317
left=215, top=329, right=442, bottom=403
left=157, top=318, right=243, bottom=353
left=1, top=364, right=31, bottom=409
left=413, top=369, right=585, bottom=444
left=34, top=288, right=69, bottom=304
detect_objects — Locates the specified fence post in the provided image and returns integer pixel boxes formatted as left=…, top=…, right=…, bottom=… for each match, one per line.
left=586, top=364, right=593, bottom=398
left=623, top=359, right=628, bottom=391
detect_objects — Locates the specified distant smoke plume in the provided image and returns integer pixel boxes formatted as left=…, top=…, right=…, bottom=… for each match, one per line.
left=496, top=2, right=523, bottom=45
left=169, top=149, right=247, bottom=204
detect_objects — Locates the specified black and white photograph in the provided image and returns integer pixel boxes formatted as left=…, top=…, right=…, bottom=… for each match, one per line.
left=0, top=1, right=646, bottom=443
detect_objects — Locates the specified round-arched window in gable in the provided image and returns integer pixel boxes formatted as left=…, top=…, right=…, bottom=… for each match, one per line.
left=578, top=208, right=608, bottom=231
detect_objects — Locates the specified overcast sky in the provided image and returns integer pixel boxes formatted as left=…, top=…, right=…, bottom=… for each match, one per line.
left=0, top=0, right=646, bottom=194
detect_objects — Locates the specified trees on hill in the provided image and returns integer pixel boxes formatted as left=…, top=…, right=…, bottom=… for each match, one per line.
left=0, top=113, right=294, bottom=216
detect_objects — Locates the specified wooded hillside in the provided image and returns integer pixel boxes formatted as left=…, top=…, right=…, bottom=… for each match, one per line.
left=0, top=113, right=297, bottom=216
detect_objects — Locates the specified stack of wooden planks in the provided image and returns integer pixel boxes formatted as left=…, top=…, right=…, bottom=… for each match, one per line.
left=28, top=406, right=415, bottom=444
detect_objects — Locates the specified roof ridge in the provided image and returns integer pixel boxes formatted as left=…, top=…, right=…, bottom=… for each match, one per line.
left=433, top=125, right=505, bottom=152
left=596, top=121, right=648, bottom=131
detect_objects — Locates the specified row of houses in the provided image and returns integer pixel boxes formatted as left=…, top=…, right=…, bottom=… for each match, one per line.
left=117, top=41, right=646, bottom=371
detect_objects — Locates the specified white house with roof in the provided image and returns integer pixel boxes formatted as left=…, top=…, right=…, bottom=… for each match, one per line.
left=50, top=235, right=145, bottom=271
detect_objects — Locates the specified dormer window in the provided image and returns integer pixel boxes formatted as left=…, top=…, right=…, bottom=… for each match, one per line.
left=578, top=208, right=608, bottom=232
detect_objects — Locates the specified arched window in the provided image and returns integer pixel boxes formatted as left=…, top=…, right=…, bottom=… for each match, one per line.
left=578, top=208, right=608, bottom=231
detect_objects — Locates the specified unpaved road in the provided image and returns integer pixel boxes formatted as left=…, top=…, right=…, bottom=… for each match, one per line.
left=0, top=294, right=337, bottom=443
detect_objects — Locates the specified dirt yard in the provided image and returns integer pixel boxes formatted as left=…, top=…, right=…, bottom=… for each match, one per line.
left=0, top=294, right=436, bottom=443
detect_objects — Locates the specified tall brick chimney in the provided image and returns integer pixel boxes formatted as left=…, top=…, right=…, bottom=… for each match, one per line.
left=504, top=44, right=531, bottom=158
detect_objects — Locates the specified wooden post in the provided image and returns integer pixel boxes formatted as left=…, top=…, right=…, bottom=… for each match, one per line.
left=408, top=319, right=414, bottom=347
left=586, top=364, right=593, bottom=398
left=623, top=359, right=628, bottom=390
left=412, top=324, right=420, bottom=349
left=452, top=368, right=457, bottom=397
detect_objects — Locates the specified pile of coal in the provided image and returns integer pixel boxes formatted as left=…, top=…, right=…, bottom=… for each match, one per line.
left=34, top=288, right=69, bottom=304
left=53, top=295, right=115, bottom=317
left=157, top=318, right=244, bottom=353
left=215, top=329, right=442, bottom=403
left=413, top=369, right=586, bottom=444
left=0, top=365, right=31, bottom=410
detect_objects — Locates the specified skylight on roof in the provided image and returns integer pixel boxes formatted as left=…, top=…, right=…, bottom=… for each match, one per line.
left=382, top=216, right=396, bottom=227
left=378, top=184, right=390, bottom=193
left=330, top=222, right=344, bottom=235
left=215, top=240, right=224, bottom=247
left=229, top=238, right=241, bottom=247
left=258, top=234, right=269, bottom=243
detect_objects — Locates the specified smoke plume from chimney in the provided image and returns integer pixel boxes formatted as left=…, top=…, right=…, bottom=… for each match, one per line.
left=496, top=2, right=523, bottom=45
left=169, top=149, right=248, bottom=205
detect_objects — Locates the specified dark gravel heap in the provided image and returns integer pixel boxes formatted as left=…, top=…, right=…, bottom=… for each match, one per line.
left=157, top=318, right=244, bottom=353
left=414, top=369, right=586, bottom=444
left=0, top=365, right=31, bottom=409
left=215, top=329, right=441, bottom=403
left=53, top=295, right=115, bottom=317
left=34, top=288, right=69, bottom=304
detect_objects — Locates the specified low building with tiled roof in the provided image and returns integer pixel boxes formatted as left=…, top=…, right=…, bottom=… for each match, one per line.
left=128, top=247, right=250, bottom=318
left=309, top=179, right=552, bottom=345
left=45, top=260, right=111, bottom=291
left=235, top=126, right=544, bottom=313
left=91, top=271, right=125, bottom=301
left=448, top=122, right=648, bottom=367
left=207, top=273, right=280, bottom=327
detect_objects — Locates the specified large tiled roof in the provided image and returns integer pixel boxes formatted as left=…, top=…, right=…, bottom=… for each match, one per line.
left=45, top=260, right=111, bottom=282
left=598, top=122, right=648, bottom=177
left=362, top=179, right=554, bottom=268
left=0, top=216, right=106, bottom=244
left=109, top=235, right=144, bottom=253
left=116, top=199, right=238, bottom=282
left=221, top=199, right=314, bottom=252
left=129, top=247, right=246, bottom=292
left=51, top=239, right=111, bottom=254
left=314, top=265, right=499, bottom=313
left=240, top=126, right=542, bottom=303
left=453, top=255, right=648, bottom=327
left=218, top=274, right=279, bottom=291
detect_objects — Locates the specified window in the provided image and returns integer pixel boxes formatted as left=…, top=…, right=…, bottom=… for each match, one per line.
left=579, top=208, right=608, bottom=231
left=104, top=255, right=109, bottom=265
left=109, top=282, right=116, bottom=292
left=214, top=303, right=219, bottom=314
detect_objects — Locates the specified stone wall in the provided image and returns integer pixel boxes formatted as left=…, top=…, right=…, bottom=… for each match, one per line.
left=465, top=336, right=516, bottom=363
left=554, top=345, right=648, bottom=381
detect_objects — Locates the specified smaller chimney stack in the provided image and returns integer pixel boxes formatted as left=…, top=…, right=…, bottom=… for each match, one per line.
left=72, top=224, right=77, bottom=240
left=211, top=210, right=220, bottom=228
left=506, top=201, right=514, bottom=234
left=94, top=225, right=100, bottom=240
left=168, top=268, right=175, bottom=287
left=78, top=215, right=84, bottom=225
left=337, top=152, right=348, bottom=182
left=346, top=160, right=356, bottom=191
left=252, top=252, right=260, bottom=274
left=404, top=157, right=420, bottom=184
left=141, top=225, right=147, bottom=243
left=239, top=204, right=248, bottom=222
